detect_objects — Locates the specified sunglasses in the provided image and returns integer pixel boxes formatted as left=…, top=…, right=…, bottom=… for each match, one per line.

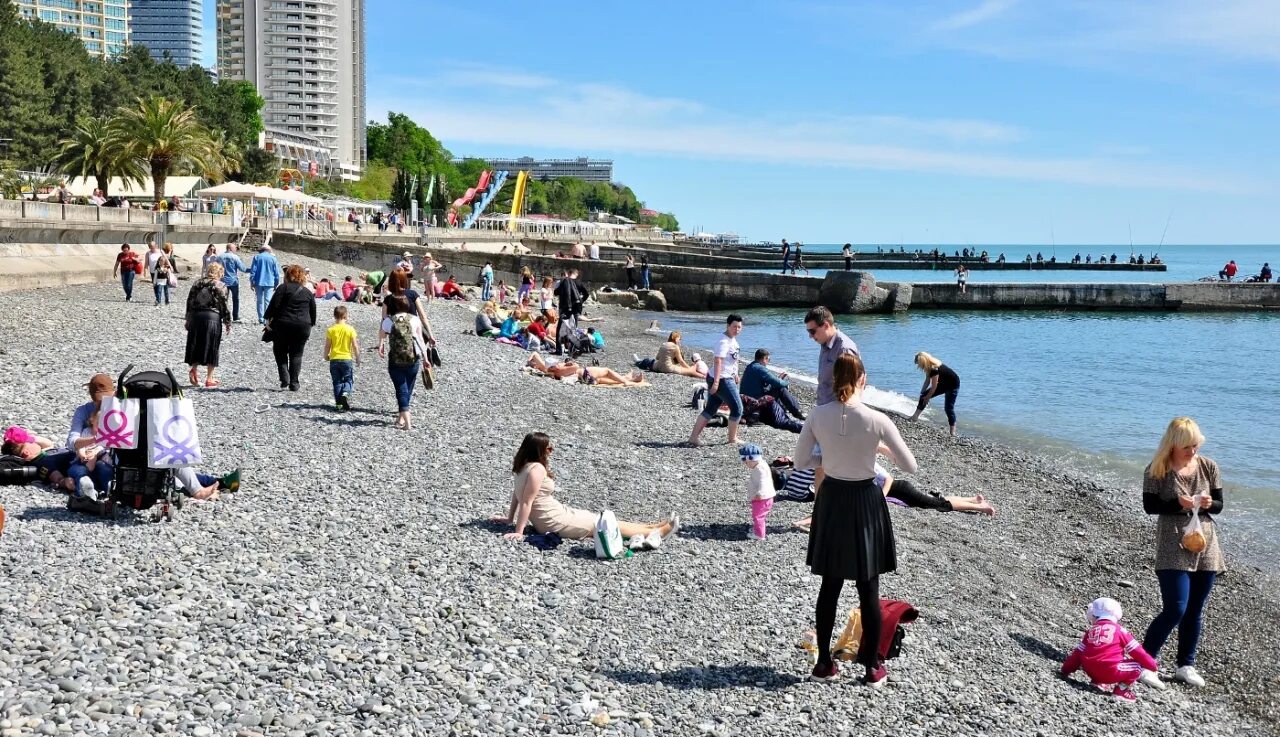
left=806, top=327, right=819, bottom=336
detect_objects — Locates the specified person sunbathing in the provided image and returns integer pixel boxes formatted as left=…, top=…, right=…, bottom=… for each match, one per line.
left=526, top=353, right=646, bottom=387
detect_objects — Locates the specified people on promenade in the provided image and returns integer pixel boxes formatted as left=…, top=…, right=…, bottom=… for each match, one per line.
left=263, top=264, right=317, bottom=392
left=112, top=244, right=140, bottom=302
left=780, top=239, right=791, bottom=274
left=740, top=348, right=805, bottom=420
left=323, top=305, right=360, bottom=410
left=795, top=353, right=916, bottom=686
left=624, top=254, right=638, bottom=289
left=908, top=352, right=960, bottom=437
left=492, top=432, right=679, bottom=543
left=185, top=262, right=232, bottom=388
left=378, top=294, right=429, bottom=430
left=1137, top=417, right=1225, bottom=690
left=217, top=242, right=249, bottom=322
left=153, top=255, right=173, bottom=306
left=249, top=245, right=283, bottom=324
left=688, top=314, right=745, bottom=446
left=843, top=243, right=853, bottom=271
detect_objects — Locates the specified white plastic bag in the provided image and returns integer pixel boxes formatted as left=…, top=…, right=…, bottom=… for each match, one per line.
left=146, top=397, right=202, bottom=469
left=594, top=510, right=625, bottom=560
left=1181, top=509, right=1206, bottom=553
left=96, top=397, right=140, bottom=450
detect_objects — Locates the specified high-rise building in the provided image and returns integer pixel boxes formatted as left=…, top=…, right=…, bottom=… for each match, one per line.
left=216, top=0, right=366, bottom=180
left=12, top=0, right=130, bottom=59
left=130, top=0, right=203, bottom=67
left=481, top=157, right=614, bottom=183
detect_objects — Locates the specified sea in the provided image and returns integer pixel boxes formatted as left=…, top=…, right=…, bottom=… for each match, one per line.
left=639, top=244, right=1280, bottom=571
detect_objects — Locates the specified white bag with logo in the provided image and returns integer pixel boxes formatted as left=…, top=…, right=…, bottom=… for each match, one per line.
left=96, top=396, right=140, bottom=450
left=146, top=397, right=203, bottom=469
left=594, top=510, right=625, bottom=560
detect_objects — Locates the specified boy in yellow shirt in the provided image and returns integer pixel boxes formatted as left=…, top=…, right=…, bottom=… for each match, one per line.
left=323, top=306, right=361, bottom=410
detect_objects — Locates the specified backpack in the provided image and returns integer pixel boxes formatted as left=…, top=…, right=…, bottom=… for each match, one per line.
left=561, top=329, right=594, bottom=359
left=387, top=314, right=417, bottom=366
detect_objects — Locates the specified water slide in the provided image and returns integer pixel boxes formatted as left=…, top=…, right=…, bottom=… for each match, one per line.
left=447, top=170, right=490, bottom=226
left=461, top=170, right=509, bottom=229
left=506, top=171, right=529, bottom=232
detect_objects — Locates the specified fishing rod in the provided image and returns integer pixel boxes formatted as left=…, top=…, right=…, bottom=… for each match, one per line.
left=1157, top=209, right=1173, bottom=257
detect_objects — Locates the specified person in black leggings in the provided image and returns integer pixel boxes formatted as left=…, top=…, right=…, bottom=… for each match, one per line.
left=908, top=351, right=960, bottom=437
left=263, top=264, right=317, bottom=391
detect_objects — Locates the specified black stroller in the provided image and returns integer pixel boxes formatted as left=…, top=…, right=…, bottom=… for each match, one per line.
left=69, top=365, right=186, bottom=521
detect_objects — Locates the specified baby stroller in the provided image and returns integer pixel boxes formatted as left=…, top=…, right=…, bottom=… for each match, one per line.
left=94, top=365, right=185, bottom=521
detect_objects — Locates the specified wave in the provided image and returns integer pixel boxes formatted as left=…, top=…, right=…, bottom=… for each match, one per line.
left=776, top=366, right=920, bottom=416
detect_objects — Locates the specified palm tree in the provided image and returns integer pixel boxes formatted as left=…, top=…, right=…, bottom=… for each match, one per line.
left=108, top=96, right=219, bottom=206
left=55, top=117, right=147, bottom=198
left=206, top=130, right=243, bottom=183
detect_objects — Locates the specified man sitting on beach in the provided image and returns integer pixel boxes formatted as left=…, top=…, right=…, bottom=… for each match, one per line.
left=740, top=348, right=805, bottom=421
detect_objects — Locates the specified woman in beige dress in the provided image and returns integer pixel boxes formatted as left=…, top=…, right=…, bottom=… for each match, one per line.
left=492, top=433, right=679, bottom=543
left=652, top=331, right=705, bottom=378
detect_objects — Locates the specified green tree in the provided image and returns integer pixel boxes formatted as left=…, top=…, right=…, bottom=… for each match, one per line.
left=367, top=112, right=449, bottom=173
left=235, top=145, right=278, bottom=184
left=54, top=117, right=147, bottom=197
left=655, top=213, right=680, bottom=232
left=109, top=95, right=219, bottom=205
left=390, top=167, right=415, bottom=211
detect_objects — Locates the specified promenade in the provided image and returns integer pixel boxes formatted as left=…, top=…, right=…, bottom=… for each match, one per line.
left=0, top=249, right=1276, bottom=735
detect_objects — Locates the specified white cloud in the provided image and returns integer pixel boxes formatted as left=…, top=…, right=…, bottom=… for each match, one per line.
left=931, top=0, right=1020, bottom=31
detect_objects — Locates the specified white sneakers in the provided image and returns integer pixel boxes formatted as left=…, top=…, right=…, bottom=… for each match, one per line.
left=1138, top=670, right=1167, bottom=690
left=1175, top=666, right=1206, bottom=688
left=77, top=477, right=96, bottom=500
left=629, top=530, right=665, bottom=551
left=629, top=535, right=647, bottom=552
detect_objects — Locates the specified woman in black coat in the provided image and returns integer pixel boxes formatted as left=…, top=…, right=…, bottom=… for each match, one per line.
left=263, top=264, right=317, bottom=391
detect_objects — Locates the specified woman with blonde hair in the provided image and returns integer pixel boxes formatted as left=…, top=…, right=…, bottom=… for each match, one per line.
left=907, top=351, right=961, bottom=437
left=263, top=264, right=318, bottom=391
left=419, top=252, right=442, bottom=301
left=184, top=261, right=232, bottom=388
left=517, top=266, right=535, bottom=305
left=651, top=331, right=704, bottom=378
left=795, top=353, right=915, bottom=686
left=1137, top=417, right=1225, bottom=690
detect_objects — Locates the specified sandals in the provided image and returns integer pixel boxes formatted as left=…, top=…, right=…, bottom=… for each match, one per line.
left=188, top=367, right=199, bottom=387
left=204, top=379, right=221, bottom=389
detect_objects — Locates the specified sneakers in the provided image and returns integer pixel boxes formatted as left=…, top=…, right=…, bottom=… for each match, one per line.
left=747, top=531, right=766, bottom=541
left=1112, top=685, right=1137, bottom=703
left=644, top=529, right=663, bottom=550
left=76, top=476, right=96, bottom=499
left=338, top=392, right=351, bottom=410
left=863, top=663, right=888, bottom=689
left=1175, top=666, right=1206, bottom=687
left=628, top=535, right=647, bottom=552
left=810, top=661, right=839, bottom=683
left=632, top=353, right=641, bottom=364
left=666, top=512, right=681, bottom=537
left=1138, top=669, right=1167, bottom=690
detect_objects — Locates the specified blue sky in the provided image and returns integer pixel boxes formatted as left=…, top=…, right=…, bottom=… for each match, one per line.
left=249, top=1, right=1280, bottom=244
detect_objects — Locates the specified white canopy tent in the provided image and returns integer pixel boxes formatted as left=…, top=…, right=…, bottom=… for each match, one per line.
left=194, top=181, right=262, bottom=199
left=67, top=176, right=205, bottom=199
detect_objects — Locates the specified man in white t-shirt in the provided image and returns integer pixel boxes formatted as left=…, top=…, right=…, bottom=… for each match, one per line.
left=588, top=241, right=601, bottom=260
left=689, top=314, right=745, bottom=446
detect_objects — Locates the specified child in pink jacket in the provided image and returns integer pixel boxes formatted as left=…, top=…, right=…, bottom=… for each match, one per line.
left=1062, top=597, right=1160, bottom=702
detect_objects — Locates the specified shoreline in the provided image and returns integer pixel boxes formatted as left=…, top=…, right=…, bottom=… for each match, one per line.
left=0, top=249, right=1275, bottom=736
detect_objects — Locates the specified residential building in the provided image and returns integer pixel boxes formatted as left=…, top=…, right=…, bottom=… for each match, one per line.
left=130, top=0, right=203, bottom=67
left=13, top=0, right=130, bottom=58
left=260, top=126, right=333, bottom=179
left=480, top=157, right=613, bottom=183
left=216, top=0, right=366, bottom=180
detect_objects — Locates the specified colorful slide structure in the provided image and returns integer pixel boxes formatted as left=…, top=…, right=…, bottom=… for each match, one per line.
left=448, top=169, right=509, bottom=228
left=506, top=171, right=529, bottom=232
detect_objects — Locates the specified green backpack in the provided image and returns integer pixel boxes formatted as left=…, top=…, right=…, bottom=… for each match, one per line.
left=388, top=314, right=417, bottom=366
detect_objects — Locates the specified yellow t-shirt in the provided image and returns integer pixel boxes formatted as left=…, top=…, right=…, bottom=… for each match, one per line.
left=326, top=323, right=358, bottom=361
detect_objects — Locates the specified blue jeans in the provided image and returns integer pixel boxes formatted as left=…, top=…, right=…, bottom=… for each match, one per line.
left=226, top=281, right=240, bottom=321
left=255, top=285, right=276, bottom=323
left=700, top=375, right=743, bottom=422
left=388, top=360, right=419, bottom=411
left=481, top=278, right=492, bottom=301
left=68, top=459, right=113, bottom=493
left=120, top=270, right=135, bottom=300
left=330, top=359, right=355, bottom=403
left=1143, top=569, right=1217, bottom=667
left=641, top=267, right=651, bottom=289
left=154, top=282, right=170, bottom=305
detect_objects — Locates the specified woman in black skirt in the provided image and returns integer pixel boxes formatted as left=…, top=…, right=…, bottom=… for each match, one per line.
left=263, top=264, right=317, bottom=391
left=184, top=262, right=233, bottom=388
left=794, top=352, right=917, bottom=686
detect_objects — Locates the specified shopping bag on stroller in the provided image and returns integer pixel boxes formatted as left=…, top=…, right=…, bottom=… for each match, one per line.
left=147, top=397, right=203, bottom=469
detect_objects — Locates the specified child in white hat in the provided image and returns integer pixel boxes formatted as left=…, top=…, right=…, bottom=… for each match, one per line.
left=740, top=443, right=775, bottom=540
left=1061, top=597, right=1160, bottom=702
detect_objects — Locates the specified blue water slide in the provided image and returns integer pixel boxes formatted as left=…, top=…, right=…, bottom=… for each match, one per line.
left=462, top=170, right=510, bottom=229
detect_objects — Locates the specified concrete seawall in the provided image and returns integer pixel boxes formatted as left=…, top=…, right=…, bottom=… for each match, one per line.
left=911, top=282, right=1280, bottom=311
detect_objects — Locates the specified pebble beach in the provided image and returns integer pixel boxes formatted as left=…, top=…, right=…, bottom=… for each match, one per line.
left=0, top=250, right=1277, bottom=737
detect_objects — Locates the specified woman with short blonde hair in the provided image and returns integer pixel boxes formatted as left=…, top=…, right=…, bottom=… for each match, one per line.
left=184, top=262, right=232, bottom=387
left=908, top=351, right=960, bottom=437
left=1138, top=417, right=1225, bottom=690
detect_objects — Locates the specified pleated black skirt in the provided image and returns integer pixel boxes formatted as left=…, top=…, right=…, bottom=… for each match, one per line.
left=806, top=476, right=897, bottom=581
left=184, top=310, right=223, bottom=367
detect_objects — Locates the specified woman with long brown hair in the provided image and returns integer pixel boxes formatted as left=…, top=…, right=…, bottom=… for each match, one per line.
left=492, top=432, right=679, bottom=545
left=794, top=353, right=916, bottom=687
left=263, top=264, right=317, bottom=391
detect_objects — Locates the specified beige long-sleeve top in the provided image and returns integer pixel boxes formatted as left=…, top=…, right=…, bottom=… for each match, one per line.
left=795, top=399, right=917, bottom=481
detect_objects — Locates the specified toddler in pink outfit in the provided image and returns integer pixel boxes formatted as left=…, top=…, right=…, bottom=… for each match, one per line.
left=740, top=444, right=775, bottom=541
left=1062, top=597, right=1160, bottom=702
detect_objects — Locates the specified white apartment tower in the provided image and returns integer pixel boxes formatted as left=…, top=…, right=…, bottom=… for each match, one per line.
left=217, top=0, right=366, bottom=180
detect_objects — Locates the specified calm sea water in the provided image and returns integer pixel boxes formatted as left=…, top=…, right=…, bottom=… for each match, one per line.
left=640, top=245, right=1280, bottom=569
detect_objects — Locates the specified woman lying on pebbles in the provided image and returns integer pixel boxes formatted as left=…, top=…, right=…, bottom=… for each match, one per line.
left=525, top=354, right=646, bottom=387
left=491, top=432, right=680, bottom=544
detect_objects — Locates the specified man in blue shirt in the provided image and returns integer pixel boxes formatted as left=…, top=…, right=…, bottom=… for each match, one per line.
left=217, top=242, right=249, bottom=322
left=740, top=348, right=805, bottom=420
left=248, top=244, right=283, bottom=324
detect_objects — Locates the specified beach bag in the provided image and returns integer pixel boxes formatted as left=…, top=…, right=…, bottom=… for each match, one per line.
left=388, top=314, right=417, bottom=366
left=594, top=510, right=625, bottom=560
left=1182, top=511, right=1207, bottom=553
left=146, top=397, right=202, bottom=469
left=133, top=261, right=144, bottom=275
left=95, top=396, right=140, bottom=450
left=167, top=271, right=178, bottom=287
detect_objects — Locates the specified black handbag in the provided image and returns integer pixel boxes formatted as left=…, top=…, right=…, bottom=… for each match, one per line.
left=261, top=324, right=274, bottom=342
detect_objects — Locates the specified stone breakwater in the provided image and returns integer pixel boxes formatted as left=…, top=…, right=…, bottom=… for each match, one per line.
left=0, top=250, right=1277, bottom=736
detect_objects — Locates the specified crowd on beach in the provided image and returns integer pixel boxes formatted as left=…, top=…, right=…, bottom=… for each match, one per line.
left=0, top=237, right=1231, bottom=705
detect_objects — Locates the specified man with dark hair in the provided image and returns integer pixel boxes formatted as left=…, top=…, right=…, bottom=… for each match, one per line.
left=804, top=306, right=858, bottom=407
left=740, top=348, right=805, bottom=420
left=689, top=314, right=745, bottom=446
left=555, top=268, right=586, bottom=330
left=779, top=239, right=791, bottom=274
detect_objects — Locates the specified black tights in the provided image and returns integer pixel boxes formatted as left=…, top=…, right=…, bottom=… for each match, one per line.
left=816, top=575, right=881, bottom=667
